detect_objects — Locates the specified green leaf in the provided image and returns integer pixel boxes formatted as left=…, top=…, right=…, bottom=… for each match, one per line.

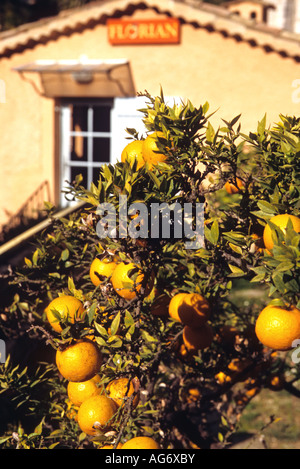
left=257, top=113, right=266, bottom=136
left=0, top=436, right=13, bottom=445
left=250, top=273, right=266, bottom=283
left=124, top=310, right=135, bottom=328
left=268, top=298, right=286, bottom=307
left=206, top=122, right=215, bottom=143
left=34, top=418, right=45, bottom=435
left=49, top=272, right=61, bottom=279
left=257, top=201, right=277, bottom=215
left=94, top=322, right=108, bottom=338
left=95, top=337, right=107, bottom=347
left=87, top=302, right=98, bottom=324
left=187, top=263, right=195, bottom=277
left=228, top=264, right=245, bottom=277
left=24, top=257, right=32, bottom=267
left=229, top=243, right=243, bottom=255
left=141, top=329, right=158, bottom=343
left=61, top=249, right=69, bottom=261
left=274, top=261, right=295, bottom=273
left=210, top=220, right=219, bottom=245
left=110, top=312, right=120, bottom=336
left=68, top=277, right=75, bottom=292
left=32, top=249, right=39, bottom=266
left=272, top=274, right=286, bottom=293
left=221, top=416, right=228, bottom=427
left=223, top=231, right=245, bottom=242
left=148, top=171, right=161, bottom=189
left=107, top=336, right=123, bottom=348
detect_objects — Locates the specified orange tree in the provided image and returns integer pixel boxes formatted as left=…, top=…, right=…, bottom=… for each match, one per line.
left=0, top=90, right=300, bottom=449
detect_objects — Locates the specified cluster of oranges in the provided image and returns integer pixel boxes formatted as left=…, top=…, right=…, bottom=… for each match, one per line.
left=43, top=255, right=161, bottom=449
left=120, top=132, right=168, bottom=170
left=89, top=254, right=216, bottom=356
left=42, top=136, right=300, bottom=446
left=254, top=213, right=300, bottom=351
left=89, top=255, right=154, bottom=300
left=168, top=292, right=214, bottom=356
left=123, top=137, right=300, bottom=356
left=224, top=185, right=300, bottom=353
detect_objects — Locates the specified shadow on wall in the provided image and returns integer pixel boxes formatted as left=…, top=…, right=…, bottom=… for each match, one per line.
left=0, top=180, right=51, bottom=245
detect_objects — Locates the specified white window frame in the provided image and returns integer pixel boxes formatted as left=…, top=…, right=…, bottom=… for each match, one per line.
left=59, top=95, right=180, bottom=207
left=59, top=98, right=114, bottom=207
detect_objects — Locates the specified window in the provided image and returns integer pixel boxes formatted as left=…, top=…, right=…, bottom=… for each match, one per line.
left=59, top=98, right=113, bottom=206
left=59, top=96, right=179, bottom=207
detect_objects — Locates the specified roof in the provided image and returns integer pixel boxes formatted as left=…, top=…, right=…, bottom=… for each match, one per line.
left=1, top=0, right=300, bottom=62
left=222, top=0, right=275, bottom=7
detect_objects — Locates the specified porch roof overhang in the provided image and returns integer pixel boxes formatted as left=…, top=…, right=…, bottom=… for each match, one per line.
left=13, top=58, right=136, bottom=98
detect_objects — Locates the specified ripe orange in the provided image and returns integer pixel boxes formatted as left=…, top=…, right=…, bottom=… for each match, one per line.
left=255, top=304, right=300, bottom=350
left=267, top=374, right=285, bottom=391
left=77, top=394, right=117, bottom=436
left=215, top=371, right=232, bottom=385
left=235, top=382, right=260, bottom=405
left=67, top=374, right=104, bottom=407
left=245, top=386, right=260, bottom=399
left=177, top=343, right=192, bottom=361
left=169, top=292, right=188, bottom=322
left=263, top=213, right=300, bottom=251
left=186, top=387, right=201, bottom=403
left=227, top=358, right=252, bottom=374
left=45, top=295, right=86, bottom=333
left=183, top=323, right=214, bottom=353
left=142, top=132, right=167, bottom=169
left=122, top=436, right=160, bottom=450
left=89, top=257, right=118, bottom=287
left=169, top=292, right=210, bottom=327
left=56, top=339, right=102, bottom=382
left=111, top=262, right=154, bottom=300
left=224, top=177, right=244, bottom=194
left=106, top=377, right=140, bottom=409
left=121, top=140, right=145, bottom=170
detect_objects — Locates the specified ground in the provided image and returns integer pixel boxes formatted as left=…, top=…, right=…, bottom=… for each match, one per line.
left=233, top=380, right=300, bottom=449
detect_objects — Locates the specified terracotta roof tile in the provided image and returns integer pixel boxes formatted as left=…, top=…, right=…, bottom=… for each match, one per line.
left=0, top=0, right=300, bottom=61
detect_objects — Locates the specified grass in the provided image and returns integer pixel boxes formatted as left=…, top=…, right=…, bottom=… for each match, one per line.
left=235, top=387, right=300, bottom=449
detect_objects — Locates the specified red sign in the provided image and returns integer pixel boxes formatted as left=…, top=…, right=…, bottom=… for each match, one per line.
left=107, top=18, right=180, bottom=45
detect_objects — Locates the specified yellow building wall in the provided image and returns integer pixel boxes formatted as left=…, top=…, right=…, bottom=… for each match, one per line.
left=1, top=7, right=300, bottom=226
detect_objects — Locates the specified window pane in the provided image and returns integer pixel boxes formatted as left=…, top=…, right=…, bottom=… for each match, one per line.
left=70, top=166, right=88, bottom=188
left=71, top=104, right=88, bottom=132
left=93, top=105, right=111, bottom=132
left=93, top=167, right=101, bottom=186
left=93, top=138, right=110, bottom=162
left=70, top=135, right=88, bottom=161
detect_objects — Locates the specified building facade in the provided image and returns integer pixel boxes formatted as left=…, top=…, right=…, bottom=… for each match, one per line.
left=1, top=0, right=300, bottom=230
left=224, top=0, right=300, bottom=33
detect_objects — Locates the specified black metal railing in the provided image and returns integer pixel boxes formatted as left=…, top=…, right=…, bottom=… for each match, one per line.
left=0, top=180, right=51, bottom=244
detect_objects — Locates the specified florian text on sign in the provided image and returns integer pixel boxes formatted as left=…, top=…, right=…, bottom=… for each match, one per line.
left=107, top=18, right=180, bottom=45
